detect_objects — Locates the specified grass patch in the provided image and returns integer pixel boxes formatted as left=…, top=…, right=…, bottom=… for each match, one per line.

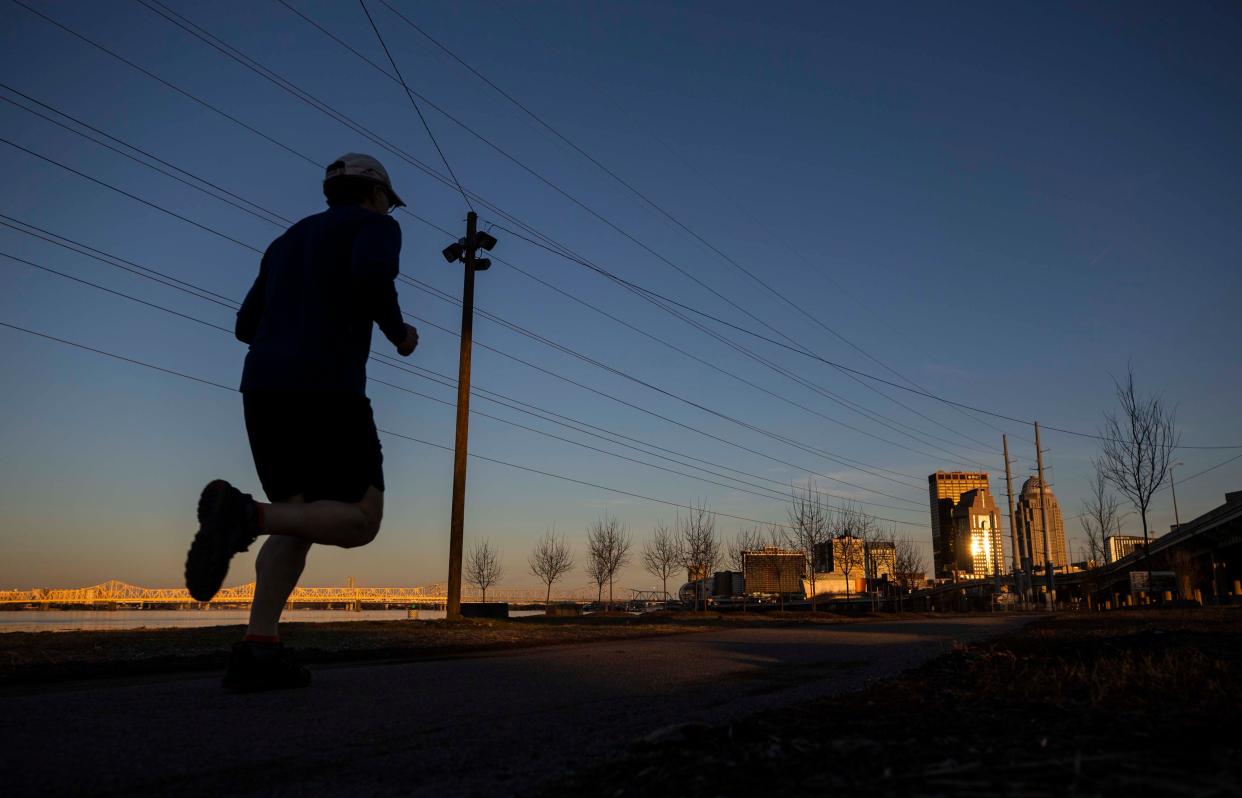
left=546, top=608, right=1242, bottom=797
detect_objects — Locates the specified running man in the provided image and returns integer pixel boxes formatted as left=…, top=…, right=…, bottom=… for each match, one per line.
left=185, top=153, right=418, bottom=691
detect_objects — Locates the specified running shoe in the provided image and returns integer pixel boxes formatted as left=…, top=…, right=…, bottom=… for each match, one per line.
left=186, top=479, right=260, bottom=602
left=222, top=641, right=312, bottom=692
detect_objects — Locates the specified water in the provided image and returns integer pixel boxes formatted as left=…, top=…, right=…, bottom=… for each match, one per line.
left=0, top=609, right=538, bottom=633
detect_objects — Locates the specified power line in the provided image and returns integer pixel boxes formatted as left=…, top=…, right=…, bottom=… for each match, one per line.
left=0, top=84, right=292, bottom=227
left=405, top=310, right=926, bottom=506
left=0, top=251, right=233, bottom=336
left=1, top=222, right=926, bottom=520
left=9, top=0, right=1008, bottom=463
left=0, top=248, right=803, bottom=509
left=367, top=0, right=1010, bottom=453
left=354, top=0, right=472, bottom=211
left=483, top=250, right=986, bottom=470
left=0, top=318, right=932, bottom=537
left=275, top=0, right=1004, bottom=455
left=494, top=226, right=1242, bottom=451
left=0, top=137, right=263, bottom=255
left=11, top=2, right=1233, bottom=453
left=403, top=221, right=993, bottom=471
left=378, top=359, right=927, bottom=517
left=405, top=275, right=929, bottom=490
left=0, top=123, right=937, bottom=502
left=0, top=214, right=237, bottom=309
left=9, top=0, right=322, bottom=170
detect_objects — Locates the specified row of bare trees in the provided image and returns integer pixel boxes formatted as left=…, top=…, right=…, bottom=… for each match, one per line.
left=524, top=503, right=723, bottom=610
left=478, top=490, right=929, bottom=609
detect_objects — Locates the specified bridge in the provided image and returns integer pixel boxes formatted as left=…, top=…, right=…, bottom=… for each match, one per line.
left=0, top=580, right=603, bottom=608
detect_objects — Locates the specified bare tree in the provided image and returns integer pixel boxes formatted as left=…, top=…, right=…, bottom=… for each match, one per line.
left=642, top=521, right=682, bottom=601
left=528, top=530, right=575, bottom=607
left=1080, top=466, right=1123, bottom=570
left=585, top=531, right=608, bottom=605
left=863, top=527, right=898, bottom=613
left=465, top=539, right=503, bottom=604
left=587, top=513, right=632, bottom=609
left=727, top=526, right=764, bottom=610
left=727, top=526, right=765, bottom=572
left=893, top=537, right=926, bottom=611
left=1097, top=368, right=1179, bottom=587
left=679, top=502, right=721, bottom=611
left=832, top=502, right=874, bottom=602
left=784, top=485, right=830, bottom=610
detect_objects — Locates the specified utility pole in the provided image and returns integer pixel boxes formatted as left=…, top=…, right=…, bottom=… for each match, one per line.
left=1003, top=435, right=1025, bottom=606
left=442, top=211, right=496, bottom=620
left=1034, top=422, right=1055, bottom=609
left=1170, top=460, right=1183, bottom=529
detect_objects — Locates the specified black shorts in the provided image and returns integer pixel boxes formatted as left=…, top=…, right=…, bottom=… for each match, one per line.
left=243, top=392, right=385, bottom=503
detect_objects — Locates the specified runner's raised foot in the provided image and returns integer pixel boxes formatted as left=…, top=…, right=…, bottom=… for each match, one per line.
left=186, top=479, right=261, bottom=601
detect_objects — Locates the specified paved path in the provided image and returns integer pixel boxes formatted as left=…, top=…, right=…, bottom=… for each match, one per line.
left=2, top=616, right=1029, bottom=796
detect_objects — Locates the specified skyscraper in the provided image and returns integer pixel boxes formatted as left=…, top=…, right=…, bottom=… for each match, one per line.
left=1016, top=476, right=1068, bottom=572
left=928, top=471, right=992, bottom=578
left=951, top=488, right=1005, bottom=577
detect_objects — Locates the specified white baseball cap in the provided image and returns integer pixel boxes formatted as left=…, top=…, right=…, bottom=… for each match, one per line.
left=324, top=153, right=405, bottom=207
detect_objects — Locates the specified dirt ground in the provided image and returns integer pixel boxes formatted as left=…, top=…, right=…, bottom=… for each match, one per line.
left=545, top=608, right=1242, bottom=798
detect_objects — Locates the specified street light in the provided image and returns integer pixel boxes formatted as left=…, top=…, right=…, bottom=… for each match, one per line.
left=1170, top=461, right=1184, bottom=529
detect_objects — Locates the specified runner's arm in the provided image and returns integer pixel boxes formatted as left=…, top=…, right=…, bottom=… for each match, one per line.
left=236, top=253, right=269, bottom=344
left=352, top=216, right=407, bottom=347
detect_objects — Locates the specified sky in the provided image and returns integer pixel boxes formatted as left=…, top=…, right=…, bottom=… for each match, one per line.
left=2, top=0, right=1240, bottom=592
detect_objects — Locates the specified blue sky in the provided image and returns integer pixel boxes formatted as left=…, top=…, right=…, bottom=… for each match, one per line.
left=2, top=0, right=1240, bottom=591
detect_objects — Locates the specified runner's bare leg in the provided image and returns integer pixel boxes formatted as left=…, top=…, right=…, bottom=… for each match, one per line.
left=247, top=494, right=310, bottom=638
left=246, top=488, right=384, bottom=637
left=259, top=486, right=384, bottom=548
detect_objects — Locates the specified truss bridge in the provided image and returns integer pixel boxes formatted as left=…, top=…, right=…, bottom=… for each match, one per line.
left=0, top=579, right=599, bottom=608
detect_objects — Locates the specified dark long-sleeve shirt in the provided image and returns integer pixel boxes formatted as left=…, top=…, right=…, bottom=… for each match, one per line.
left=237, top=205, right=406, bottom=395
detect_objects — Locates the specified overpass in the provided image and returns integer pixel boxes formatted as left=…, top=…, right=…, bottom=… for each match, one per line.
left=1054, top=489, right=1242, bottom=606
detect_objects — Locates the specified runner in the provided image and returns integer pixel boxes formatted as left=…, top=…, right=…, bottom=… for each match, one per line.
left=185, top=153, right=419, bottom=691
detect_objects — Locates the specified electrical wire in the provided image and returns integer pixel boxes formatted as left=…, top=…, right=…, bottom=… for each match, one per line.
left=365, top=0, right=1011, bottom=451
left=0, top=222, right=929, bottom=520
left=274, top=0, right=1005, bottom=454
left=9, top=0, right=1234, bottom=452
left=0, top=123, right=942, bottom=502
left=354, top=0, right=472, bottom=212
left=0, top=317, right=932, bottom=535
left=494, top=225, right=1242, bottom=451
left=8, top=0, right=1016, bottom=463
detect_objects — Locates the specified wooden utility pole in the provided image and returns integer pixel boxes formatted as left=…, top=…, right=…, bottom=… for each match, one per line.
left=445, top=211, right=493, bottom=621
left=1002, top=434, right=1024, bottom=604
left=1034, top=422, right=1055, bottom=608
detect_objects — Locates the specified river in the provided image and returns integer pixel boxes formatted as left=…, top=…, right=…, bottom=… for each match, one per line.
left=0, top=609, right=541, bottom=633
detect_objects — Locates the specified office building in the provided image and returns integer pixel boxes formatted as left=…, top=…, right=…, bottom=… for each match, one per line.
left=1015, top=477, right=1068, bottom=571
left=741, top=547, right=805, bottom=595
left=951, top=488, right=1005, bottom=577
left=1106, top=534, right=1147, bottom=563
left=928, top=471, right=992, bottom=578
left=807, top=536, right=896, bottom=595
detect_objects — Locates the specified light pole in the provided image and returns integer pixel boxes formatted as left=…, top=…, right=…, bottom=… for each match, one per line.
left=1170, top=461, right=1184, bottom=529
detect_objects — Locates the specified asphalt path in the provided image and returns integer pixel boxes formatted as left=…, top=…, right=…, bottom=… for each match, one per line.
left=1, top=615, right=1029, bottom=796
